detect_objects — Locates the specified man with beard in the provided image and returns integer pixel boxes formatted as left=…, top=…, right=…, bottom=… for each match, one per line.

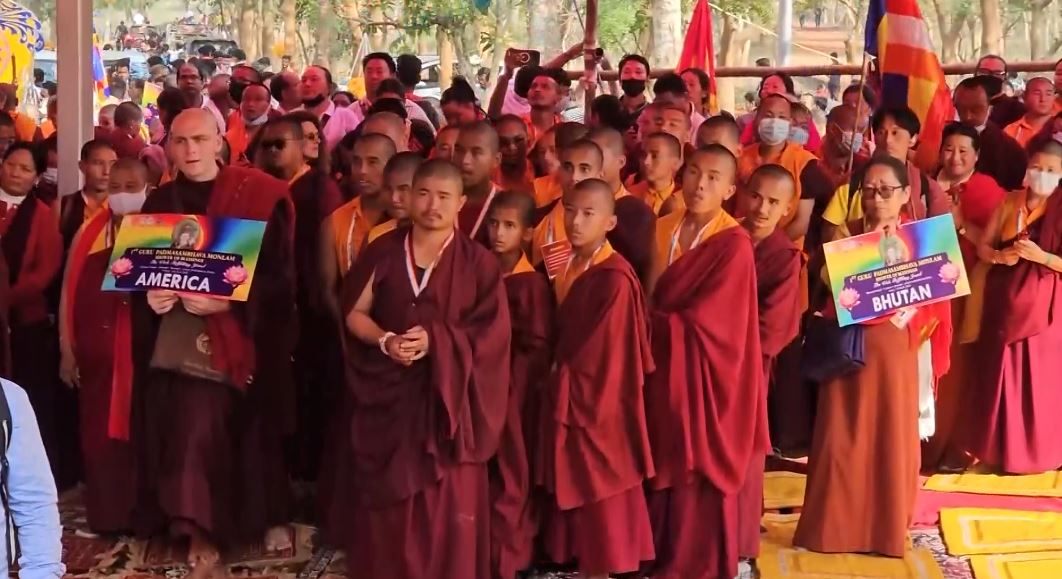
left=257, top=117, right=343, bottom=480
left=301, top=65, right=361, bottom=153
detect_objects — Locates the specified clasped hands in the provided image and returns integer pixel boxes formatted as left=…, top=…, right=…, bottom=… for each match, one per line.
left=147, top=289, right=231, bottom=316
left=383, top=326, right=429, bottom=366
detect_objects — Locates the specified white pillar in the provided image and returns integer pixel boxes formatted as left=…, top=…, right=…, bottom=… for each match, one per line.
left=776, top=0, right=793, bottom=66
left=56, top=0, right=94, bottom=196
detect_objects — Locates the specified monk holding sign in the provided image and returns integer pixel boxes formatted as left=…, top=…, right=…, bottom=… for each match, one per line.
left=645, top=146, right=766, bottom=579
left=538, top=178, right=656, bottom=578
left=132, top=108, right=295, bottom=576
left=336, top=160, right=511, bottom=579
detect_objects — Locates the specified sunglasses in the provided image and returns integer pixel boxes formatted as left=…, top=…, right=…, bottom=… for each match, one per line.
left=304, top=132, right=320, bottom=143
left=863, top=185, right=904, bottom=200
left=260, top=138, right=298, bottom=151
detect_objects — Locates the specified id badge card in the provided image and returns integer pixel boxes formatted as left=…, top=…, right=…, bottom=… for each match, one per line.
left=541, top=239, right=572, bottom=279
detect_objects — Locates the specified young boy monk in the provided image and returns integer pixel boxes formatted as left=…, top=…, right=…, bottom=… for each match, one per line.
left=537, top=178, right=656, bottom=578
left=532, top=122, right=590, bottom=209
left=736, top=163, right=802, bottom=566
left=368, top=152, right=423, bottom=243
left=432, top=124, right=460, bottom=161
left=645, top=146, right=767, bottom=579
left=485, top=190, right=553, bottom=579
left=531, top=139, right=604, bottom=267
left=588, top=127, right=656, bottom=282
left=630, top=131, right=685, bottom=216
left=455, top=121, right=502, bottom=243
left=335, top=159, right=511, bottom=578
left=696, top=114, right=742, bottom=156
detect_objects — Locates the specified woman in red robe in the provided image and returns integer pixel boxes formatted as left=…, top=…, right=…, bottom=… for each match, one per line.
left=965, top=139, right=1062, bottom=473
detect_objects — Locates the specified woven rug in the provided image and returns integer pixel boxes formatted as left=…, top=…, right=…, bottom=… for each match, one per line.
left=924, top=472, right=1062, bottom=498
left=940, top=508, right=1062, bottom=556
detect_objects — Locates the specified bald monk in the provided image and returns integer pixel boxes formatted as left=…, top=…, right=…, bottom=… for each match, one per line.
left=736, top=164, right=802, bottom=564
left=532, top=122, right=589, bottom=209
left=335, top=159, right=510, bottom=578
left=644, top=146, right=765, bottom=579
left=630, top=132, right=685, bottom=216
left=737, top=93, right=830, bottom=245
left=485, top=190, right=553, bottom=579
left=587, top=127, right=656, bottom=282
left=320, top=133, right=397, bottom=318
left=696, top=115, right=742, bottom=156
left=433, top=125, right=460, bottom=161
left=132, top=109, right=295, bottom=575
left=58, top=157, right=148, bottom=533
left=368, top=152, right=423, bottom=243
left=531, top=139, right=604, bottom=268
left=362, top=111, right=411, bottom=153
left=538, top=178, right=655, bottom=578
left=495, top=115, right=534, bottom=194
left=455, top=121, right=502, bottom=244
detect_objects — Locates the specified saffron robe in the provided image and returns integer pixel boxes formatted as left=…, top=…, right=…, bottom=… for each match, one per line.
left=333, top=227, right=511, bottom=579
left=537, top=250, right=656, bottom=575
left=645, top=216, right=768, bottom=579
left=492, top=255, right=553, bottom=579
left=131, top=167, right=296, bottom=545
left=967, top=189, right=1062, bottom=473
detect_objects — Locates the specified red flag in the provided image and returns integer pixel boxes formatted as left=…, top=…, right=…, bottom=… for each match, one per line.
left=676, top=0, right=717, bottom=97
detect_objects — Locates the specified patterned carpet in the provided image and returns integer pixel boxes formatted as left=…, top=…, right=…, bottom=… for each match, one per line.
left=56, top=488, right=972, bottom=579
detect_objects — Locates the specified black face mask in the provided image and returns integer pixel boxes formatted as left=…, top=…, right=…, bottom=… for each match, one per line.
left=302, top=93, right=327, bottom=108
left=229, top=81, right=247, bottom=104
left=621, top=79, right=646, bottom=97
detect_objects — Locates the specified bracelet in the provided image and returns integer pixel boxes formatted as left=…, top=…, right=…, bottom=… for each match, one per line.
left=378, top=332, right=396, bottom=355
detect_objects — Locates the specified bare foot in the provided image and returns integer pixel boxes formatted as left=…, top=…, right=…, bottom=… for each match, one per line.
left=264, top=525, right=293, bottom=552
left=186, top=530, right=221, bottom=579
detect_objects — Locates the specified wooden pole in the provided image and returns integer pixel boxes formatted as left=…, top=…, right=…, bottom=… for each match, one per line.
left=574, top=60, right=1059, bottom=81
left=582, top=0, right=598, bottom=114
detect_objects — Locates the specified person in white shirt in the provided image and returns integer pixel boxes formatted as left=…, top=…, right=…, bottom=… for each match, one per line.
left=300, top=65, right=362, bottom=152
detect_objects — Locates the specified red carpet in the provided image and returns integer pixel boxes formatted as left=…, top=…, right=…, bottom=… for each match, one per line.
left=912, top=489, right=1062, bottom=528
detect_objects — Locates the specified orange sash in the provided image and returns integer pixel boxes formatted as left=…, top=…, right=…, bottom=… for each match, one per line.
left=554, top=241, right=614, bottom=304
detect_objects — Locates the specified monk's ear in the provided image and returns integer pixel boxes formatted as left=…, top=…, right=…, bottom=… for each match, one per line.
left=605, top=213, right=618, bottom=233
left=520, top=226, right=534, bottom=243
left=456, top=192, right=468, bottom=213
left=723, top=183, right=737, bottom=201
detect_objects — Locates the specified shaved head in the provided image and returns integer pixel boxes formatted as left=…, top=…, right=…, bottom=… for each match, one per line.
left=458, top=121, right=500, bottom=153
left=827, top=104, right=861, bottom=131
left=363, top=112, right=408, bottom=152
left=169, top=108, right=224, bottom=181
left=172, top=107, right=221, bottom=134
left=587, top=127, right=626, bottom=157
left=571, top=178, right=616, bottom=214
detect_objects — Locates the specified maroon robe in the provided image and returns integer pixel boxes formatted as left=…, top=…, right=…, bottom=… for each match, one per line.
left=492, top=268, right=553, bottom=579
left=332, top=227, right=511, bottom=579
left=645, top=226, right=768, bottom=579
left=537, top=253, right=656, bottom=576
left=611, top=196, right=655, bottom=283
left=131, top=166, right=295, bottom=546
left=73, top=249, right=136, bottom=532
left=969, top=191, right=1062, bottom=473
left=290, top=168, right=344, bottom=480
left=458, top=191, right=493, bottom=247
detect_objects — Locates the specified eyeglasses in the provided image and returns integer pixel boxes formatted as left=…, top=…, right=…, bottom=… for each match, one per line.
left=260, top=138, right=297, bottom=151
left=304, top=132, right=320, bottom=143
left=975, top=68, right=1006, bottom=79
left=863, top=185, right=904, bottom=200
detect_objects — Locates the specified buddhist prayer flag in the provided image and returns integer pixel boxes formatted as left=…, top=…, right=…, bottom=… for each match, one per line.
left=864, top=0, right=953, bottom=170
left=676, top=0, right=717, bottom=99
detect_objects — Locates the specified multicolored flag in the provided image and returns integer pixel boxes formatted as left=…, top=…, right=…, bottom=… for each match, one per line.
left=676, top=0, right=717, bottom=108
left=91, top=27, right=107, bottom=104
left=865, top=0, right=953, bottom=170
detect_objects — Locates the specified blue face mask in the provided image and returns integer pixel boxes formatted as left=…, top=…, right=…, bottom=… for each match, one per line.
left=789, top=126, right=810, bottom=146
left=758, top=118, right=791, bottom=146
left=841, top=130, right=864, bottom=153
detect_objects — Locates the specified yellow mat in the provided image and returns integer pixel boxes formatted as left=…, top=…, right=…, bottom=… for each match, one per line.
left=757, top=514, right=942, bottom=579
left=940, top=508, right=1062, bottom=555
left=924, top=471, right=1062, bottom=497
left=764, top=471, right=807, bottom=510
left=968, top=551, right=1062, bottom=579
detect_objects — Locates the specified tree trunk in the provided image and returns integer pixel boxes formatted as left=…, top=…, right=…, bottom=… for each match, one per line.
left=261, top=0, right=276, bottom=66
left=716, top=15, right=739, bottom=115
left=370, top=3, right=386, bottom=50
left=438, top=26, right=454, bottom=91
left=239, top=0, right=258, bottom=58
left=1029, top=0, right=1052, bottom=59
left=649, top=0, right=682, bottom=68
left=528, top=0, right=562, bottom=55
left=316, top=0, right=333, bottom=67
left=281, top=0, right=297, bottom=63
left=980, top=0, right=1002, bottom=55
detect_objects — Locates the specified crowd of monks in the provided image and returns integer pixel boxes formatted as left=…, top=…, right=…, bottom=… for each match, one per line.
left=4, top=50, right=1062, bottom=579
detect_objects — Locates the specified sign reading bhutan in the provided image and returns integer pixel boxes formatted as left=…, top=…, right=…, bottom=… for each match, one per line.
left=102, top=213, right=267, bottom=301
left=823, top=214, right=970, bottom=326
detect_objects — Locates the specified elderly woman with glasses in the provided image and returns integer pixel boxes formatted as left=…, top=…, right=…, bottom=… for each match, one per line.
left=795, top=155, right=949, bottom=557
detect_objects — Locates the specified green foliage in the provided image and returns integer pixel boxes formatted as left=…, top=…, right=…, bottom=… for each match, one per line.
left=401, top=0, right=479, bottom=31
left=598, top=0, right=647, bottom=52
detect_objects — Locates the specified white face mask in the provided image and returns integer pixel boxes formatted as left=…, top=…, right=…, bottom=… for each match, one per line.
left=42, top=167, right=57, bottom=184
left=109, top=188, right=148, bottom=215
left=245, top=112, right=270, bottom=126
left=1027, top=169, right=1061, bottom=196
left=758, top=118, right=791, bottom=146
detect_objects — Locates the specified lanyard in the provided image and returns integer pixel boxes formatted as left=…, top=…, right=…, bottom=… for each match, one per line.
left=562, top=241, right=606, bottom=281
left=667, top=215, right=714, bottom=266
left=345, top=207, right=359, bottom=271
left=405, top=229, right=455, bottom=297
left=469, top=187, right=498, bottom=238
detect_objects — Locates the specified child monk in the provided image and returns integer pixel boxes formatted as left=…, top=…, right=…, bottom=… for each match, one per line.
left=485, top=190, right=554, bottom=579
left=537, top=178, right=656, bottom=578
left=368, top=152, right=423, bottom=243
left=630, top=131, right=685, bottom=216
left=531, top=139, right=604, bottom=267
left=335, top=159, right=511, bottom=578
left=532, top=122, right=590, bottom=209
left=645, top=146, right=767, bottom=579
left=736, top=163, right=802, bottom=564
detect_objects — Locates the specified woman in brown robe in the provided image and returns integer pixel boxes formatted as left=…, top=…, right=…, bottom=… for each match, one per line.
left=794, top=156, right=933, bottom=557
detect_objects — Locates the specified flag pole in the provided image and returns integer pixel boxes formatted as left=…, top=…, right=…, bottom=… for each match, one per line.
left=847, top=53, right=873, bottom=177
left=582, top=0, right=598, bottom=114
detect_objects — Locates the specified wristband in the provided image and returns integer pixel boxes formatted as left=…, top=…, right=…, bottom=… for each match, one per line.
left=378, top=332, right=396, bottom=355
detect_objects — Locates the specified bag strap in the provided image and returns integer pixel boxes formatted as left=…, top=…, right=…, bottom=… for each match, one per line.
left=0, top=384, right=15, bottom=566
